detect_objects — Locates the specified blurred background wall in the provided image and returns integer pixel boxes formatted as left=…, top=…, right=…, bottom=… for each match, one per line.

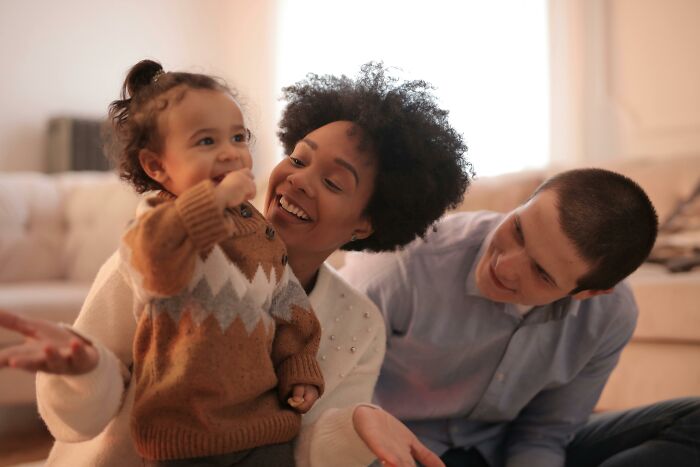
left=0, top=0, right=698, bottom=180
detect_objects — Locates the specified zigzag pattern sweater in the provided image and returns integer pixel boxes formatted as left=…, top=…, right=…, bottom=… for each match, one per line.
left=119, top=180, right=324, bottom=461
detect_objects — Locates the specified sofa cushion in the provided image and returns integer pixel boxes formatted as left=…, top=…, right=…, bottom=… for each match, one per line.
left=587, top=153, right=700, bottom=224
left=58, top=172, right=139, bottom=282
left=0, top=173, right=65, bottom=282
left=627, top=264, right=700, bottom=342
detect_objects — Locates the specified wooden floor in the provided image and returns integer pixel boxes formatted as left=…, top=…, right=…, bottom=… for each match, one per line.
left=0, top=405, right=52, bottom=467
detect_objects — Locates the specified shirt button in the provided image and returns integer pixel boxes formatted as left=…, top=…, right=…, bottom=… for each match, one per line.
left=240, top=205, right=252, bottom=218
left=496, top=372, right=505, bottom=382
left=265, top=226, right=275, bottom=240
left=281, top=254, right=288, bottom=265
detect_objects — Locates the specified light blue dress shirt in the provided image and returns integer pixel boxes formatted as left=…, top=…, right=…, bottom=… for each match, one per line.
left=340, top=211, right=638, bottom=467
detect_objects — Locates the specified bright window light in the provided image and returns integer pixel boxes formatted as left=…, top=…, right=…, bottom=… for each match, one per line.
left=276, top=0, right=550, bottom=177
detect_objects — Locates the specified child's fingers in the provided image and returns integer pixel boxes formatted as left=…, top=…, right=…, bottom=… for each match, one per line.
left=292, top=385, right=305, bottom=400
left=294, top=397, right=314, bottom=413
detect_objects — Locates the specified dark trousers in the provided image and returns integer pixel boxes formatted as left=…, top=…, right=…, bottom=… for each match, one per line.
left=141, top=441, right=295, bottom=467
left=440, top=398, right=700, bottom=467
left=567, top=397, right=700, bottom=467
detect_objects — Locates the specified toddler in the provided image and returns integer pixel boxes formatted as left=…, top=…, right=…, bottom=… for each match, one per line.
left=108, top=59, right=324, bottom=466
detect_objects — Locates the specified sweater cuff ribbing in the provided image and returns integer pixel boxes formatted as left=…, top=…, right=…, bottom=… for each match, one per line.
left=277, top=353, right=325, bottom=400
left=175, top=180, right=229, bottom=252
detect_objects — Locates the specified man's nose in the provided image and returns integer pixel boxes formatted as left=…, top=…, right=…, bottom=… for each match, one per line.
left=495, top=248, right=526, bottom=282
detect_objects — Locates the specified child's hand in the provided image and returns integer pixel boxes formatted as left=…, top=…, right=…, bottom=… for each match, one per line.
left=0, top=309, right=99, bottom=375
left=215, top=168, right=256, bottom=209
left=287, top=384, right=319, bottom=413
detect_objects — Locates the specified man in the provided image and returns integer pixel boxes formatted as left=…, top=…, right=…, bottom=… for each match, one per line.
left=340, top=168, right=700, bottom=467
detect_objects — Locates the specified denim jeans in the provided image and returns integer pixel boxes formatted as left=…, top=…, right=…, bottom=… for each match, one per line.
left=567, top=397, right=700, bottom=467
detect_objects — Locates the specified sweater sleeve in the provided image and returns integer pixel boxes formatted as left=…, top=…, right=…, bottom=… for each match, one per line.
left=119, top=181, right=230, bottom=300
left=35, top=252, right=137, bottom=441
left=270, top=268, right=325, bottom=400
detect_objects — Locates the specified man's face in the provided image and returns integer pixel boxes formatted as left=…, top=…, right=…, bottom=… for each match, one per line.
left=475, top=190, right=594, bottom=306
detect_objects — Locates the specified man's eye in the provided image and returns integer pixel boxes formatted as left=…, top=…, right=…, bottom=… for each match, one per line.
left=536, top=266, right=552, bottom=285
left=289, top=156, right=304, bottom=167
left=514, top=220, right=524, bottom=243
left=197, top=137, right=215, bottom=146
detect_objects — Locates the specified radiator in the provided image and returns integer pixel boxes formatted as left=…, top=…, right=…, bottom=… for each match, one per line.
left=47, top=117, right=111, bottom=172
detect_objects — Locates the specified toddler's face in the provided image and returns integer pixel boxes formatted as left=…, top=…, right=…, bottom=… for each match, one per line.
left=147, top=87, right=252, bottom=196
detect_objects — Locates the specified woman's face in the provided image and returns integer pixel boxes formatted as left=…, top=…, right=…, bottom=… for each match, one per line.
left=265, top=121, right=376, bottom=261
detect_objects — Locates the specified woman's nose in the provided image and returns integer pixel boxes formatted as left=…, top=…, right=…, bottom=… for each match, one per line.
left=287, top=171, right=315, bottom=197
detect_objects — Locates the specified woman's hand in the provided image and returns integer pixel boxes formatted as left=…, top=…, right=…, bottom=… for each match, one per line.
left=353, top=405, right=445, bottom=467
left=0, top=309, right=98, bottom=375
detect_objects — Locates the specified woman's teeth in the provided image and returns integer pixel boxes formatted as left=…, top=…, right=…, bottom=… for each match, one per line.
left=279, top=196, right=310, bottom=220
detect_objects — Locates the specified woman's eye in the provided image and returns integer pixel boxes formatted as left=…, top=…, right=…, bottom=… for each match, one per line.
left=197, top=137, right=215, bottom=146
left=324, top=179, right=342, bottom=192
left=289, top=156, right=304, bottom=167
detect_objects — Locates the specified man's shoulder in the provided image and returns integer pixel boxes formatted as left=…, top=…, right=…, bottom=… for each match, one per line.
left=421, top=211, right=503, bottom=251
left=574, top=281, right=639, bottom=334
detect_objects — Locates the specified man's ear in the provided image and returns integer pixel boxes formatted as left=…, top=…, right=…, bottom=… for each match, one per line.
left=138, top=149, right=168, bottom=184
left=572, top=288, right=614, bottom=301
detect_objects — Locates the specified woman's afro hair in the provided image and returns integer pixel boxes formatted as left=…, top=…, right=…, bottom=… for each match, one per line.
left=278, top=62, right=474, bottom=252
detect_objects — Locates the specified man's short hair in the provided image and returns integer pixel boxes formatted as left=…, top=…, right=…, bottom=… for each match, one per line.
left=533, top=168, right=658, bottom=292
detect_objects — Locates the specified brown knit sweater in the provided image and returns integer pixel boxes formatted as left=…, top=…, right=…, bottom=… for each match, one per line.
left=119, top=180, right=324, bottom=461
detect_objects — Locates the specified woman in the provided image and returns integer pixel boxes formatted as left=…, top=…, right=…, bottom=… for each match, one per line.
left=0, top=63, right=472, bottom=466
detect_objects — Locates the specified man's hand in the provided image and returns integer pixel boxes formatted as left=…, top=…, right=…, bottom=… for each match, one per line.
left=215, top=169, right=256, bottom=209
left=353, top=405, right=445, bottom=467
left=287, top=384, right=319, bottom=413
left=0, top=309, right=98, bottom=375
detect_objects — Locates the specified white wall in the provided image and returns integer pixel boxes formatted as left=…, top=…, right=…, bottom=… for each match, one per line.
left=0, top=0, right=279, bottom=179
left=550, top=0, right=700, bottom=165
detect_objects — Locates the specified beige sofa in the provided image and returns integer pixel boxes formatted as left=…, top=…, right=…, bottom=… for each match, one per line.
left=0, top=171, right=139, bottom=405
left=1, top=154, right=699, bottom=410
left=449, top=153, right=700, bottom=410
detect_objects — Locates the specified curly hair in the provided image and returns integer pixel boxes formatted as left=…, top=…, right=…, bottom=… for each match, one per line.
left=278, top=62, right=474, bottom=252
left=105, top=59, right=236, bottom=193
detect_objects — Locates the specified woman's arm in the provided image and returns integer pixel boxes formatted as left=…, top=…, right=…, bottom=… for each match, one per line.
left=35, top=252, right=138, bottom=442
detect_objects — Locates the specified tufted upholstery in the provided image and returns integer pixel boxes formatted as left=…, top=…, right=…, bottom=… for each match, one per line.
left=0, top=171, right=140, bottom=404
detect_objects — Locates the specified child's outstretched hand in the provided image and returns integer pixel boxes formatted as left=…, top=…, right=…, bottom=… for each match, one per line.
left=287, top=384, right=319, bottom=413
left=0, top=309, right=98, bottom=375
left=215, top=168, right=256, bottom=209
